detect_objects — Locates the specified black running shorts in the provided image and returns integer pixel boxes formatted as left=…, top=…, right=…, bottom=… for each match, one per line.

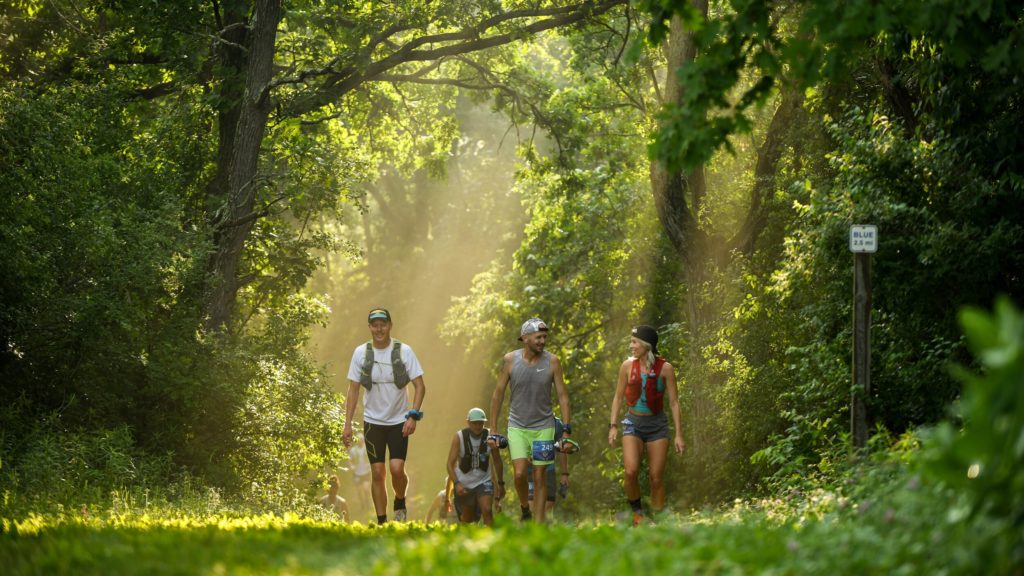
left=363, top=422, right=409, bottom=464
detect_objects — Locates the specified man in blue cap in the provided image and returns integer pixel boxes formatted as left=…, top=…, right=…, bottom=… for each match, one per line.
left=343, top=308, right=426, bottom=524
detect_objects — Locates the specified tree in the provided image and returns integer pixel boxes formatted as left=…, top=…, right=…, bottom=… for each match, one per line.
left=445, top=0, right=1024, bottom=505
left=640, top=0, right=1024, bottom=480
left=5, top=0, right=630, bottom=328
left=1, top=0, right=640, bottom=494
left=199, top=0, right=629, bottom=330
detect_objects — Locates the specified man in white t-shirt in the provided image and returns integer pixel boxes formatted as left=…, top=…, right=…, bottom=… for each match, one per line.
left=343, top=308, right=426, bottom=524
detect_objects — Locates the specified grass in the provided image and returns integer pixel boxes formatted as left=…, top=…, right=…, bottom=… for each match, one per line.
left=4, top=513, right=386, bottom=575
left=2, top=478, right=1018, bottom=576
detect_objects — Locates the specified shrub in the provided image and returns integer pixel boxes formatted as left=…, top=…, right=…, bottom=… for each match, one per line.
left=924, top=296, right=1024, bottom=538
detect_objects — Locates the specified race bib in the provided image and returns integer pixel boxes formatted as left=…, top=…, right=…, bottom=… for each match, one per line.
left=532, top=439, right=555, bottom=462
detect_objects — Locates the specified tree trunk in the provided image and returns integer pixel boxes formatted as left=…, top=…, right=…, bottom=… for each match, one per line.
left=649, top=4, right=711, bottom=454
left=204, top=0, right=282, bottom=331
left=650, top=2, right=810, bottom=458
left=876, top=54, right=917, bottom=135
left=650, top=10, right=707, bottom=269
left=728, top=85, right=805, bottom=256
left=205, top=0, right=249, bottom=219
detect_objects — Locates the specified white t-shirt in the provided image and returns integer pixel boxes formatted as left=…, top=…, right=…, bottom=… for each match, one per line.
left=347, top=339, right=424, bottom=426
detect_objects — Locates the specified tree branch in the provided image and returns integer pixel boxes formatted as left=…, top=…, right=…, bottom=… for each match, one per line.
left=132, top=81, right=178, bottom=100
left=284, top=0, right=627, bottom=118
left=376, top=75, right=494, bottom=91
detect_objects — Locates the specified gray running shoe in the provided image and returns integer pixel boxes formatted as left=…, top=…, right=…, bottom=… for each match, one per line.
left=394, top=508, right=407, bottom=522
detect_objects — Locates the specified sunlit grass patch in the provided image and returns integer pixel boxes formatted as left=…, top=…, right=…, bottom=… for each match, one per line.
left=1, top=512, right=388, bottom=575
left=1, top=482, right=1016, bottom=576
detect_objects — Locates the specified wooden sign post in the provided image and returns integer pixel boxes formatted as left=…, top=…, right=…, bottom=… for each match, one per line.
left=850, top=225, right=877, bottom=450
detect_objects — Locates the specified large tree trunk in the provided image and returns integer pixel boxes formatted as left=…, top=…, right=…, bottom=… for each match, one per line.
left=649, top=4, right=712, bottom=454
left=650, top=2, right=806, bottom=461
left=650, top=10, right=707, bottom=269
left=728, top=85, right=805, bottom=256
left=204, top=0, right=282, bottom=331
left=205, top=0, right=249, bottom=217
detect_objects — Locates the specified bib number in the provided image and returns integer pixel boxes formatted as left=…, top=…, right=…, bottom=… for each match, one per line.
left=532, top=439, right=555, bottom=462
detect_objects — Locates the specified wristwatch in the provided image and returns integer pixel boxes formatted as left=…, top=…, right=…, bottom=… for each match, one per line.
left=406, top=409, right=424, bottom=421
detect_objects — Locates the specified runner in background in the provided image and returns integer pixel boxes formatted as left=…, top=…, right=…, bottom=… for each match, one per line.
left=446, top=407, right=505, bottom=526
left=347, top=435, right=371, bottom=521
left=526, top=417, right=572, bottom=519
left=318, top=475, right=350, bottom=521
left=424, top=476, right=456, bottom=524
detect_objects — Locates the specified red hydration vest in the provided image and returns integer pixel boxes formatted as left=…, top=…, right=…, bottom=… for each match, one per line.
left=625, top=357, right=666, bottom=414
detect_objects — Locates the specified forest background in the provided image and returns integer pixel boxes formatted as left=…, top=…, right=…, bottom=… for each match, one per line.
left=1, top=0, right=1022, bottom=561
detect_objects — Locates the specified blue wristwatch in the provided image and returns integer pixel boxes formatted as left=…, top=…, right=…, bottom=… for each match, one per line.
left=406, top=409, right=424, bottom=421
left=563, top=422, right=572, bottom=434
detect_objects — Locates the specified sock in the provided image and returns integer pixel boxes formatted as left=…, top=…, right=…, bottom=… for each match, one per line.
left=394, top=497, right=406, bottom=511
left=377, top=514, right=387, bottom=524
left=629, top=498, right=643, bottom=513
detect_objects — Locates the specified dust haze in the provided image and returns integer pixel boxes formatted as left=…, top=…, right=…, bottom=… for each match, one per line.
left=307, top=101, right=527, bottom=521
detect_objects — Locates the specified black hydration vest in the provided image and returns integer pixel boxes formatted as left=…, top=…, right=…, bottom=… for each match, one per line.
left=458, top=427, right=490, bottom=473
left=358, top=339, right=410, bottom=391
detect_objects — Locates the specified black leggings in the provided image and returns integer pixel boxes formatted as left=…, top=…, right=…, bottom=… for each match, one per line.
left=363, top=422, right=409, bottom=464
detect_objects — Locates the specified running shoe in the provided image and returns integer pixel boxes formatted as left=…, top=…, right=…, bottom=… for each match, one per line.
left=631, top=511, right=645, bottom=527
left=394, top=508, right=407, bottom=522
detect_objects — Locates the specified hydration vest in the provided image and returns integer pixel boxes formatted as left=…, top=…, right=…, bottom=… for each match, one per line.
left=458, top=427, right=490, bottom=474
left=625, top=356, right=667, bottom=414
left=358, top=339, right=410, bottom=391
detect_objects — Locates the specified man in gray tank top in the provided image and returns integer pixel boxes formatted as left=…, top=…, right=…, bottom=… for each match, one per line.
left=490, top=317, right=572, bottom=522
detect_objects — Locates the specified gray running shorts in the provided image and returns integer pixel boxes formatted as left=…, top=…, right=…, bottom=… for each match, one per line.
left=621, top=411, right=669, bottom=443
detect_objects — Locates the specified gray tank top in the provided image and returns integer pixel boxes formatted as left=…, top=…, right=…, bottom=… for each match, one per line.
left=508, top=349, right=556, bottom=430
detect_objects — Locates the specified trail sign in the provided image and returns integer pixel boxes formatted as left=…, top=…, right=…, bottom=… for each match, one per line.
left=850, top=224, right=876, bottom=450
left=850, top=225, right=878, bottom=253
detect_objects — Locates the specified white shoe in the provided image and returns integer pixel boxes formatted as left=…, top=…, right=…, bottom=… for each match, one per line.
left=394, top=509, right=407, bottom=522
